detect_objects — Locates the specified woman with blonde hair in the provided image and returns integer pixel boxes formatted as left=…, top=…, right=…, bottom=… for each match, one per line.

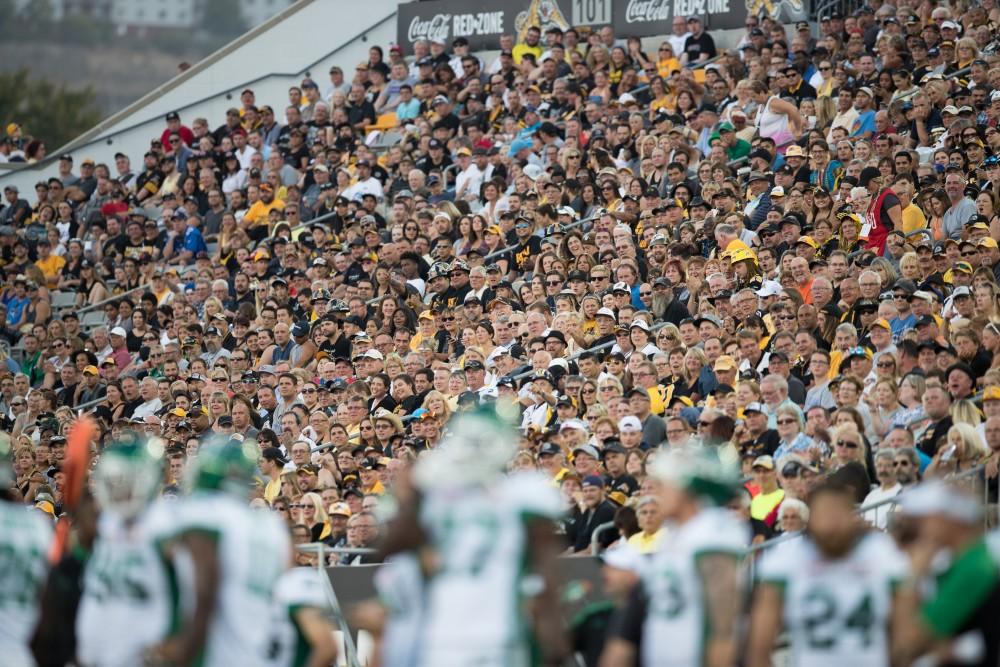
left=421, top=389, right=453, bottom=424
left=597, top=376, right=624, bottom=410
left=293, top=492, right=331, bottom=541
left=927, top=422, right=987, bottom=479
left=279, top=470, right=305, bottom=503
left=828, top=423, right=871, bottom=503
left=898, top=251, right=920, bottom=282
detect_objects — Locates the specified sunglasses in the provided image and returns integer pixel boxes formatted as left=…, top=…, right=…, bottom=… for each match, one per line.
left=776, top=418, right=797, bottom=425
left=837, top=440, right=860, bottom=449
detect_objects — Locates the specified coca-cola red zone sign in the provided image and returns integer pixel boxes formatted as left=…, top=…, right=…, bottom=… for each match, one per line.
left=396, top=0, right=747, bottom=53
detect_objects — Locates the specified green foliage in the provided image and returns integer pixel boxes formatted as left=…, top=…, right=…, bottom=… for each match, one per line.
left=0, top=69, right=102, bottom=150
left=200, top=0, right=249, bottom=41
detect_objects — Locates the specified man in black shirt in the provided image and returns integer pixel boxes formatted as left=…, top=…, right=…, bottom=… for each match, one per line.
left=682, top=17, right=717, bottom=64
left=603, top=439, right=638, bottom=499
left=0, top=186, right=31, bottom=227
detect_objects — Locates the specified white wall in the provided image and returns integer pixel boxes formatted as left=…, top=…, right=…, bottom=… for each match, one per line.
left=0, top=0, right=401, bottom=194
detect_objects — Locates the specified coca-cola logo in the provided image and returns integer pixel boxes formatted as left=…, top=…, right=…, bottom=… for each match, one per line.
left=408, top=14, right=451, bottom=43
left=624, top=0, right=672, bottom=22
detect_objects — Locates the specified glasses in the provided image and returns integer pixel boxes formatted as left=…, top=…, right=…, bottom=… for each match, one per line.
left=289, top=504, right=307, bottom=509
left=375, top=423, right=392, bottom=429
left=776, top=418, right=797, bottom=425
left=819, top=66, right=832, bottom=71
left=302, top=388, right=317, bottom=393
left=640, top=291, right=652, bottom=297
left=876, top=361, right=895, bottom=369
left=546, top=280, right=562, bottom=286
left=590, top=275, right=608, bottom=281
left=837, top=440, right=860, bottom=449
left=894, top=460, right=911, bottom=467
left=698, top=420, right=713, bottom=427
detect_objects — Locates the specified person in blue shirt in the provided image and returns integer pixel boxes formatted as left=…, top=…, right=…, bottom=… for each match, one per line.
left=850, top=86, right=877, bottom=139
left=165, top=213, right=207, bottom=265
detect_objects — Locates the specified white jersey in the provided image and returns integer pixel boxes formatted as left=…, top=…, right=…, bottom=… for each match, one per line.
left=77, top=500, right=175, bottom=667
left=375, top=554, right=425, bottom=667
left=169, top=493, right=291, bottom=667
left=268, top=567, right=330, bottom=667
left=0, top=503, right=52, bottom=667
left=640, top=508, right=749, bottom=667
left=756, top=531, right=907, bottom=667
left=418, top=471, right=562, bottom=667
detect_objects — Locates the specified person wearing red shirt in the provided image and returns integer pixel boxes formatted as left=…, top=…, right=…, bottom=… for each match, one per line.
left=159, top=111, right=195, bottom=150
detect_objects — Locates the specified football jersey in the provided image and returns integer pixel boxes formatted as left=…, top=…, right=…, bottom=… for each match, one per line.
left=640, top=508, right=749, bottom=667
left=268, top=567, right=330, bottom=667
left=168, top=494, right=291, bottom=667
left=375, top=554, right=425, bottom=667
left=0, top=503, right=52, bottom=667
left=77, top=500, right=175, bottom=667
left=417, top=471, right=562, bottom=667
left=756, top=531, right=907, bottom=667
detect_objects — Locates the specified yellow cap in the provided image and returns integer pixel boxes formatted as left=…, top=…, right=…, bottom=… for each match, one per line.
left=984, top=386, right=1000, bottom=401
left=796, top=235, right=819, bottom=249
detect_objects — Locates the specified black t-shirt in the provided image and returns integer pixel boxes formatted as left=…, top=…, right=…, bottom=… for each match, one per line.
left=683, top=32, right=717, bottom=62
left=740, top=429, right=780, bottom=459
left=605, top=473, right=639, bottom=498
left=512, top=236, right=542, bottom=273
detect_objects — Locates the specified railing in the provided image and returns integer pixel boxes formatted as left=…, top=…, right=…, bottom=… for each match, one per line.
left=77, top=282, right=150, bottom=314
left=510, top=319, right=672, bottom=383
left=590, top=520, right=618, bottom=555
left=296, top=543, right=368, bottom=667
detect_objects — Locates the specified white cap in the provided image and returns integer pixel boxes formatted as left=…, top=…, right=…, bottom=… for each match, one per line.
left=770, top=186, right=785, bottom=198
left=523, top=164, right=543, bottom=181
left=560, top=418, right=588, bottom=431
left=110, top=326, right=127, bottom=338
left=596, top=307, right=617, bottom=320
left=941, top=20, right=958, bottom=29
left=618, top=92, right=636, bottom=104
left=557, top=206, right=577, bottom=218
left=630, top=319, right=650, bottom=331
left=612, top=281, right=631, bottom=293
left=363, top=349, right=384, bottom=361
left=756, top=280, right=783, bottom=297
left=618, top=415, right=642, bottom=432
left=549, top=357, right=569, bottom=371
left=899, top=480, right=981, bottom=523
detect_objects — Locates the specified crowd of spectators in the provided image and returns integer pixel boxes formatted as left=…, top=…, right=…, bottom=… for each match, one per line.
left=4, top=0, right=1000, bottom=562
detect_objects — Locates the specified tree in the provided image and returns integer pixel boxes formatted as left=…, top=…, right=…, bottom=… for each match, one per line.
left=200, top=0, right=247, bottom=41
left=0, top=69, right=103, bottom=151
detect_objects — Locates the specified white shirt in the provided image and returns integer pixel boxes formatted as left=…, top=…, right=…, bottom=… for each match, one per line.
left=862, top=483, right=902, bottom=529
left=234, top=146, right=258, bottom=172
left=668, top=32, right=690, bottom=56
left=342, top=176, right=384, bottom=201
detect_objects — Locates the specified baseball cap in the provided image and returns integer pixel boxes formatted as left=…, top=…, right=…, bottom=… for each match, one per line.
left=618, top=416, right=642, bottom=432
left=752, top=455, right=775, bottom=470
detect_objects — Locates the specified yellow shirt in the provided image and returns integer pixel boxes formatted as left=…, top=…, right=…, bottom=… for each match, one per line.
left=627, top=529, right=664, bottom=554
left=243, top=198, right=285, bottom=227
left=750, top=488, right=785, bottom=521
left=264, top=477, right=282, bottom=505
left=512, top=43, right=543, bottom=64
left=36, top=255, right=66, bottom=286
left=901, top=202, right=927, bottom=234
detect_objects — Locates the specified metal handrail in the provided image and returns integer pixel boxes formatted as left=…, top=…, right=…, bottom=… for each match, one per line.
left=590, top=520, right=618, bottom=555
left=511, top=319, right=671, bottom=382
left=484, top=211, right=598, bottom=262
left=77, top=281, right=150, bottom=314
left=745, top=464, right=989, bottom=556
left=296, top=543, right=364, bottom=667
